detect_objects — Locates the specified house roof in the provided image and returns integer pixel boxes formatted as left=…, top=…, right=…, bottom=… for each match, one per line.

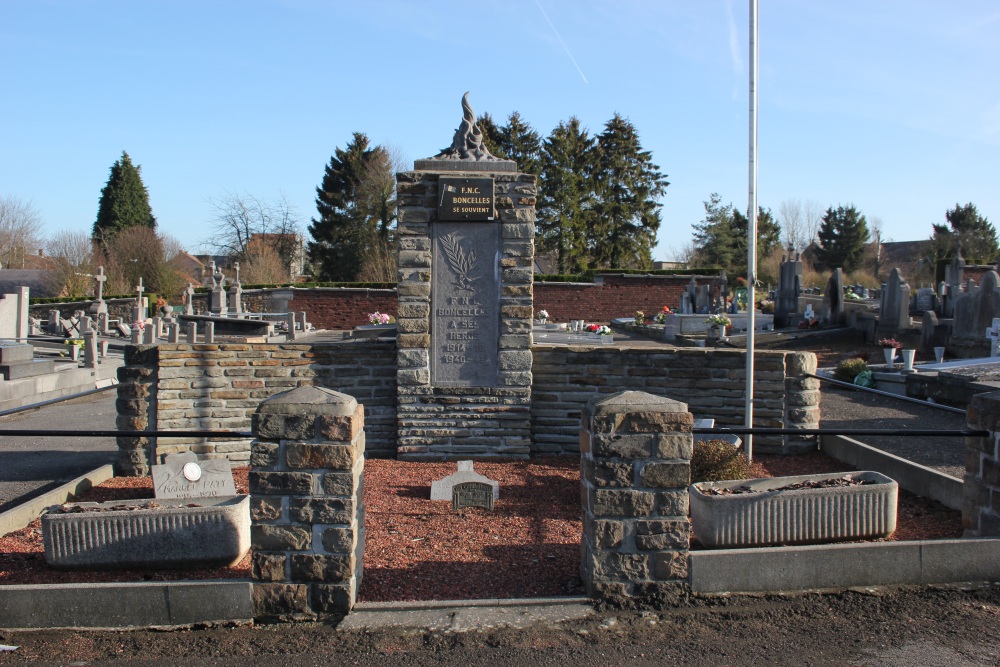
left=0, top=269, right=58, bottom=297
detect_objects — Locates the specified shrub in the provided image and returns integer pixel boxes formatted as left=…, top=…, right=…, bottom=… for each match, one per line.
left=834, top=357, right=868, bottom=382
left=691, top=439, right=754, bottom=484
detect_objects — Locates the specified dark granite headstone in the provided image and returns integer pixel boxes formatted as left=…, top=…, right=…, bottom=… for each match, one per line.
left=431, top=222, right=500, bottom=386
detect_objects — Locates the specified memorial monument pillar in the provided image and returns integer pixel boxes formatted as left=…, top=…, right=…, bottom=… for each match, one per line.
left=395, top=93, right=535, bottom=460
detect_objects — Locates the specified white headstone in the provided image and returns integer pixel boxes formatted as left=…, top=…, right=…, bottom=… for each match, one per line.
left=151, top=453, right=237, bottom=499
left=430, top=460, right=499, bottom=501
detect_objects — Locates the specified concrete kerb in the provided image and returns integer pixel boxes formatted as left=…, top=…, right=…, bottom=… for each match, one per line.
left=820, top=434, right=963, bottom=510
left=0, top=464, right=115, bottom=537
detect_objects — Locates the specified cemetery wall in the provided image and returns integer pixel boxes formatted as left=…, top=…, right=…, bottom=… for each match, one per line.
left=533, top=275, right=693, bottom=323
left=29, top=298, right=137, bottom=324
left=116, top=342, right=818, bottom=469
left=531, top=347, right=818, bottom=455
left=116, top=342, right=397, bottom=474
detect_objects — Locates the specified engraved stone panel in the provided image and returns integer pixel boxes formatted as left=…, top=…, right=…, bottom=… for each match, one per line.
left=438, top=177, right=495, bottom=221
left=452, top=481, right=495, bottom=510
left=431, top=222, right=500, bottom=386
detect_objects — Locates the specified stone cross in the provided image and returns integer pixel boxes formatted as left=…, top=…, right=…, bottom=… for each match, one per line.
left=135, top=277, right=144, bottom=304
left=233, top=262, right=240, bottom=284
left=94, top=265, right=107, bottom=301
left=184, top=283, right=195, bottom=316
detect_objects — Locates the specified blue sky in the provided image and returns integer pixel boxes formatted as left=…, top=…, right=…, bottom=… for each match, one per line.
left=2, top=1, right=998, bottom=261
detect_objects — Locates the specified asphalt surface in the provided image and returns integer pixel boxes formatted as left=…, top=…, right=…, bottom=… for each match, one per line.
left=0, top=390, right=118, bottom=513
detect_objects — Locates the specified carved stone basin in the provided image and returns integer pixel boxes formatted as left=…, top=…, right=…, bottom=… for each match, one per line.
left=690, top=471, right=898, bottom=549
left=42, top=495, right=250, bottom=569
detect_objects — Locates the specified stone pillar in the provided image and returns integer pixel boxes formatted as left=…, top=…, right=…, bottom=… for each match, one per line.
left=82, top=328, right=99, bottom=369
left=285, top=313, right=297, bottom=341
left=168, top=324, right=180, bottom=343
left=205, top=321, right=215, bottom=343
left=250, top=387, right=366, bottom=620
left=964, top=391, right=1000, bottom=536
left=580, top=391, right=693, bottom=607
left=115, top=346, right=158, bottom=475
left=186, top=322, right=198, bottom=344
left=14, top=286, right=29, bottom=342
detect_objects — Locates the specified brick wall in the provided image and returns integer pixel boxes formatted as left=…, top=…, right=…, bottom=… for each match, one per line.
left=533, top=275, right=714, bottom=323
left=288, top=289, right=396, bottom=330
left=116, top=341, right=397, bottom=471
left=531, top=346, right=818, bottom=456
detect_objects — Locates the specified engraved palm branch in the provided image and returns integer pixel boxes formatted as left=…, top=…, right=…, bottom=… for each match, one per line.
left=440, top=233, right=478, bottom=291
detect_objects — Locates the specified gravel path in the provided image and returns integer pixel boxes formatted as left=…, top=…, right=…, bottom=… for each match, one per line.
left=818, top=382, right=968, bottom=478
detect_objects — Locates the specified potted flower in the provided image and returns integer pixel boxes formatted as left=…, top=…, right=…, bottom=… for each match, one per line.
left=353, top=311, right=396, bottom=339
left=368, top=311, right=391, bottom=326
left=536, top=309, right=549, bottom=325
left=585, top=323, right=613, bottom=343
left=653, top=306, right=671, bottom=324
left=706, top=313, right=732, bottom=334
left=633, top=310, right=645, bottom=326
left=878, top=338, right=901, bottom=368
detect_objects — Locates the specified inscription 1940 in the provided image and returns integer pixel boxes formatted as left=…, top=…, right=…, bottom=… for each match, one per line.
left=438, top=177, right=495, bottom=221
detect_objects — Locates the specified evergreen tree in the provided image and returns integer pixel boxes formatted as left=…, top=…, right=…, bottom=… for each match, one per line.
left=537, top=117, right=595, bottom=274
left=815, top=204, right=869, bottom=272
left=692, top=194, right=737, bottom=270
left=731, top=206, right=782, bottom=277
left=477, top=112, right=505, bottom=159
left=307, top=132, right=394, bottom=282
left=497, top=111, right=542, bottom=175
left=92, top=151, right=156, bottom=243
left=931, top=202, right=999, bottom=264
left=590, top=114, right=668, bottom=269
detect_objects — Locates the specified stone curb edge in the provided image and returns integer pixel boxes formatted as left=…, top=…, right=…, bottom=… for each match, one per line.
left=0, top=464, right=115, bottom=538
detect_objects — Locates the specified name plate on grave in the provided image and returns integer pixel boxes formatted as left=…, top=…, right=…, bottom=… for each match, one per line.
left=452, top=482, right=495, bottom=510
left=151, top=457, right=237, bottom=499
left=431, top=222, right=499, bottom=386
left=438, top=177, right=495, bottom=221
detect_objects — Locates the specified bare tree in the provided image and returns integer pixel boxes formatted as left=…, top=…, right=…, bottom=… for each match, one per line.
left=778, top=199, right=804, bottom=253
left=803, top=200, right=824, bottom=248
left=206, top=191, right=302, bottom=279
left=0, top=195, right=44, bottom=269
left=101, top=226, right=186, bottom=298
left=241, top=237, right=289, bottom=285
left=868, top=216, right=888, bottom=283
left=46, top=231, right=98, bottom=297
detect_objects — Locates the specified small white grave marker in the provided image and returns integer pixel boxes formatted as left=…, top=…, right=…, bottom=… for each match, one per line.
left=430, top=460, right=499, bottom=503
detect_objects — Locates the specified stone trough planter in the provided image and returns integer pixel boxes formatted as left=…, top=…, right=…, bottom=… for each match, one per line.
left=42, top=495, right=250, bottom=569
left=690, top=471, right=898, bottom=549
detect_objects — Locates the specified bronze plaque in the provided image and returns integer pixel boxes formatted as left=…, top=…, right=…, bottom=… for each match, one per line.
left=438, top=177, right=495, bottom=221
left=452, top=481, right=495, bottom=510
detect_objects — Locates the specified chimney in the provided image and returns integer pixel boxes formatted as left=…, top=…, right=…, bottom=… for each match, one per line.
left=38, top=248, right=44, bottom=256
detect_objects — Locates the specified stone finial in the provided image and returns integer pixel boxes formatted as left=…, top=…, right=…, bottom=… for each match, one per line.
left=414, top=92, right=516, bottom=172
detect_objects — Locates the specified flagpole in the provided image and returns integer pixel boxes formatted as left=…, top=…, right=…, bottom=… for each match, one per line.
left=745, top=0, right=759, bottom=461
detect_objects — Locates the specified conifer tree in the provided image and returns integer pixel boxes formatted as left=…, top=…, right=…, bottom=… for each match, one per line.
left=307, top=133, right=389, bottom=282
left=497, top=112, right=542, bottom=175
left=931, top=202, right=999, bottom=264
left=692, top=194, right=737, bottom=270
left=731, top=206, right=782, bottom=277
left=92, top=151, right=156, bottom=243
left=815, top=204, right=869, bottom=272
left=477, top=112, right=505, bottom=159
left=537, top=117, right=595, bottom=274
left=590, top=114, right=668, bottom=269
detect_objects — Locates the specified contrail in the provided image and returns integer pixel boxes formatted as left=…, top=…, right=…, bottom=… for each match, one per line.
left=534, top=0, right=589, bottom=84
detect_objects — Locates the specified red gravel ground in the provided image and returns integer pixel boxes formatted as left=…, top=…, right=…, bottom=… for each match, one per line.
left=0, top=456, right=962, bottom=597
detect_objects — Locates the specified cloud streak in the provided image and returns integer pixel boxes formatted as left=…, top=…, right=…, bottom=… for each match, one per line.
left=727, top=0, right=742, bottom=73
left=534, top=0, right=588, bottom=84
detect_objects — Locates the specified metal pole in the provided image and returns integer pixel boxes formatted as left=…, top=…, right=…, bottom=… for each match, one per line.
left=744, top=0, right=759, bottom=461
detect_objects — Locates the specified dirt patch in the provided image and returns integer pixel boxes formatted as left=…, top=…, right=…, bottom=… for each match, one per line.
left=0, top=456, right=962, bottom=595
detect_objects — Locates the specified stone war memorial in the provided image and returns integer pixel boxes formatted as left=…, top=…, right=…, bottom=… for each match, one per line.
left=395, top=91, right=535, bottom=460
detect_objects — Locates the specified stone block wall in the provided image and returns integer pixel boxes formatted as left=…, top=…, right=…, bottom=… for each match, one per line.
left=394, top=170, right=536, bottom=459
left=115, top=342, right=396, bottom=473
left=964, top=391, right=1000, bottom=535
left=532, top=347, right=818, bottom=455
left=250, top=387, right=365, bottom=618
left=580, top=391, right=693, bottom=607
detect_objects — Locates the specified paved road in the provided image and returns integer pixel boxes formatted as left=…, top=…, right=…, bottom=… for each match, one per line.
left=0, top=390, right=118, bottom=513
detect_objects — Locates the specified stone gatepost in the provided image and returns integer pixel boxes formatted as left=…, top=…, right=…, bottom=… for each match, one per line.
left=250, top=386, right=366, bottom=619
left=394, top=93, right=534, bottom=460
left=580, top=391, right=693, bottom=607
left=964, top=391, right=1000, bottom=535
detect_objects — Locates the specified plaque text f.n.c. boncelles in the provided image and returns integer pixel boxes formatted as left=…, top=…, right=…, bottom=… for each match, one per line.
left=438, top=177, right=495, bottom=221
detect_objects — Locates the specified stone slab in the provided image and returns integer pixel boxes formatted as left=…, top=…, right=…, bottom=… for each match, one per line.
left=0, top=464, right=115, bottom=538
left=152, top=454, right=237, bottom=499
left=430, top=461, right=499, bottom=501
left=0, top=343, right=33, bottom=364
left=176, top=314, right=272, bottom=336
left=0, top=581, right=252, bottom=629
left=0, top=359, right=55, bottom=380
left=341, top=596, right=591, bottom=632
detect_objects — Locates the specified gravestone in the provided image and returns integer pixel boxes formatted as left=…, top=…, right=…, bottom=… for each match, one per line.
left=694, top=285, right=710, bottom=313
left=0, top=341, right=53, bottom=380
left=132, top=278, right=145, bottom=325
left=879, top=268, right=911, bottom=334
left=914, top=287, right=935, bottom=314
left=87, top=265, right=109, bottom=324
left=943, top=252, right=966, bottom=317
left=151, top=452, right=237, bottom=499
left=184, top=283, right=196, bottom=316
left=0, top=286, right=30, bottom=342
left=229, top=262, right=243, bottom=314
left=452, top=482, right=495, bottom=510
left=951, top=271, right=1000, bottom=356
left=396, top=92, right=533, bottom=459
left=824, top=269, right=845, bottom=325
left=431, top=460, right=500, bottom=502
left=774, top=254, right=802, bottom=327
left=208, top=262, right=228, bottom=316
